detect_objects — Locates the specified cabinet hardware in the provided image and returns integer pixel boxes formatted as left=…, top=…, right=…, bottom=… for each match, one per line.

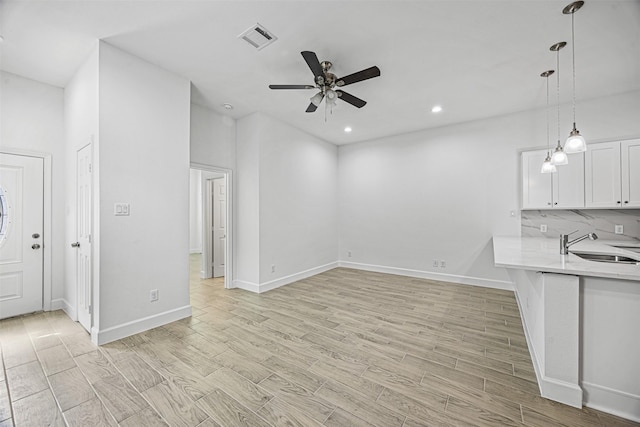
left=32, top=244, right=41, bottom=250
left=71, top=242, right=80, bottom=248
left=32, top=233, right=40, bottom=239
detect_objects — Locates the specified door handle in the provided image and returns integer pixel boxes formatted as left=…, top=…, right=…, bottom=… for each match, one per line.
left=71, top=242, right=80, bottom=248
left=32, top=244, right=41, bottom=250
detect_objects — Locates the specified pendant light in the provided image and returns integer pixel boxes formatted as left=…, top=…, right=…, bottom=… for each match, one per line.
left=563, top=1, right=587, bottom=153
left=550, top=42, right=568, bottom=166
left=541, top=70, right=557, bottom=174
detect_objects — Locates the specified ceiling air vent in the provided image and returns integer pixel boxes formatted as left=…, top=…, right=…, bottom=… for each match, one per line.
left=238, top=23, right=277, bottom=50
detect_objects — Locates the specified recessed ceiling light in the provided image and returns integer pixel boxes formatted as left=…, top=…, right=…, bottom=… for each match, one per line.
left=344, top=127, right=352, bottom=133
left=223, top=103, right=233, bottom=110
left=431, top=105, right=442, bottom=113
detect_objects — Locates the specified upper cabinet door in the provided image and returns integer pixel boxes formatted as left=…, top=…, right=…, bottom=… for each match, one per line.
left=554, top=152, right=585, bottom=209
left=621, top=139, right=640, bottom=208
left=585, top=141, right=622, bottom=208
left=522, top=150, right=552, bottom=209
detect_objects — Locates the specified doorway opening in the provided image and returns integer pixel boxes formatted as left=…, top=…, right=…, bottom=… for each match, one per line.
left=189, top=165, right=232, bottom=290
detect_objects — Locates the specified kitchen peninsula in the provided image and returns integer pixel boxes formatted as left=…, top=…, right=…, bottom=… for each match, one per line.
left=493, top=236, right=640, bottom=422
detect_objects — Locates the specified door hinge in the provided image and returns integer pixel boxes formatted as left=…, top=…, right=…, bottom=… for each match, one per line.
left=88, top=305, right=92, bottom=314
left=88, top=234, right=92, bottom=243
left=88, top=163, right=92, bottom=173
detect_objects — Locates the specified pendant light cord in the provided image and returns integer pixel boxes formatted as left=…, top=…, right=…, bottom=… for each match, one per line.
left=557, top=48, right=561, bottom=143
left=546, top=75, right=551, bottom=153
left=571, top=12, right=576, bottom=126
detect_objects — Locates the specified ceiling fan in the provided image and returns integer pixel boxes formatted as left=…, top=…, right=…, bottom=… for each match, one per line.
left=269, top=51, right=381, bottom=113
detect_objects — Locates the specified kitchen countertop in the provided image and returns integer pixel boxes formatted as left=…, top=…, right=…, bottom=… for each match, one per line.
left=493, top=236, right=640, bottom=281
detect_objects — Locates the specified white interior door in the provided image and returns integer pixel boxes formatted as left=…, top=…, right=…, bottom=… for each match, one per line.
left=212, top=178, right=226, bottom=278
left=0, top=153, right=44, bottom=319
left=76, top=144, right=92, bottom=331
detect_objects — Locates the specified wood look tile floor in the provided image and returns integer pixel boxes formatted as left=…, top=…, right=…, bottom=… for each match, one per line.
left=1, top=262, right=638, bottom=426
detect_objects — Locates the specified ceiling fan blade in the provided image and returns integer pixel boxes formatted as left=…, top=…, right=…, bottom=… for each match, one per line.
left=301, top=51, right=324, bottom=82
left=269, top=84, right=316, bottom=90
left=305, top=102, right=319, bottom=113
left=336, top=90, right=366, bottom=108
left=336, top=66, right=381, bottom=87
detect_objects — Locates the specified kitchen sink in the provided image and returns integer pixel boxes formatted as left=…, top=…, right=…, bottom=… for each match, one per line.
left=611, top=246, right=640, bottom=254
left=571, top=252, right=640, bottom=265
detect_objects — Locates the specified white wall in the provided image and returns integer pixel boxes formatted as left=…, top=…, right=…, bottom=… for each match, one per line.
left=190, top=102, right=236, bottom=171
left=257, top=115, right=338, bottom=286
left=235, top=113, right=339, bottom=291
left=63, top=47, right=99, bottom=320
left=189, top=169, right=202, bottom=253
left=0, top=71, right=65, bottom=307
left=96, top=41, right=191, bottom=342
left=338, top=90, right=640, bottom=289
left=235, top=113, right=264, bottom=287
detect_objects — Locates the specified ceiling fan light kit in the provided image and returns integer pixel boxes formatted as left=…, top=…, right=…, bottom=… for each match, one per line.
left=269, top=50, right=380, bottom=119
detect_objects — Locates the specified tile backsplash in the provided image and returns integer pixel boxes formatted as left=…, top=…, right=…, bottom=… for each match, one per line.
left=521, top=209, right=640, bottom=242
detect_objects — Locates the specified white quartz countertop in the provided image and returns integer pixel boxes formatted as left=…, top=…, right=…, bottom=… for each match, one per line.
left=493, top=236, right=640, bottom=281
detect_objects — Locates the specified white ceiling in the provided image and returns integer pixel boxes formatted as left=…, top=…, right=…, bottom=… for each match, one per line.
left=1, top=1, right=639, bottom=145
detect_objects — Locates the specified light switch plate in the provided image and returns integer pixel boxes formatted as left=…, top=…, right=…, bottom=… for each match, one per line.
left=540, top=224, right=548, bottom=233
left=615, top=225, right=624, bottom=234
left=114, top=203, right=130, bottom=216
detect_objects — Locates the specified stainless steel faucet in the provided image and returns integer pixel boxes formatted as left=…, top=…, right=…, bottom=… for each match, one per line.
left=560, top=232, right=598, bottom=255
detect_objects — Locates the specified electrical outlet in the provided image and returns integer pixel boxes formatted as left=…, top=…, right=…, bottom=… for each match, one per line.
left=615, top=225, right=624, bottom=234
left=540, top=224, right=547, bottom=233
left=433, top=259, right=439, bottom=268
left=271, top=264, right=276, bottom=273
left=348, top=251, right=352, bottom=258
left=150, top=289, right=158, bottom=302
left=440, top=260, right=446, bottom=268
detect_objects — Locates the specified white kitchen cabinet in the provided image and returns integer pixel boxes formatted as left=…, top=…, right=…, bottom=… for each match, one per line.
left=621, top=139, right=640, bottom=208
left=585, top=139, right=640, bottom=208
left=522, top=149, right=585, bottom=209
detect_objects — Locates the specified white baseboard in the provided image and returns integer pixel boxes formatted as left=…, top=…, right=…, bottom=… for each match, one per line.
left=51, top=298, right=77, bottom=321
left=258, top=262, right=338, bottom=293
left=92, top=305, right=192, bottom=345
left=540, top=376, right=583, bottom=409
left=582, top=381, right=640, bottom=423
left=233, top=262, right=339, bottom=294
left=49, top=298, right=65, bottom=311
left=338, top=261, right=513, bottom=291
left=233, top=280, right=260, bottom=293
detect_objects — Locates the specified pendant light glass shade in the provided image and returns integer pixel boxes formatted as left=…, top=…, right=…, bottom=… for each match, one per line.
left=541, top=154, right=557, bottom=173
left=564, top=1, right=586, bottom=152
left=551, top=142, right=569, bottom=165
left=565, top=125, right=587, bottom=153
